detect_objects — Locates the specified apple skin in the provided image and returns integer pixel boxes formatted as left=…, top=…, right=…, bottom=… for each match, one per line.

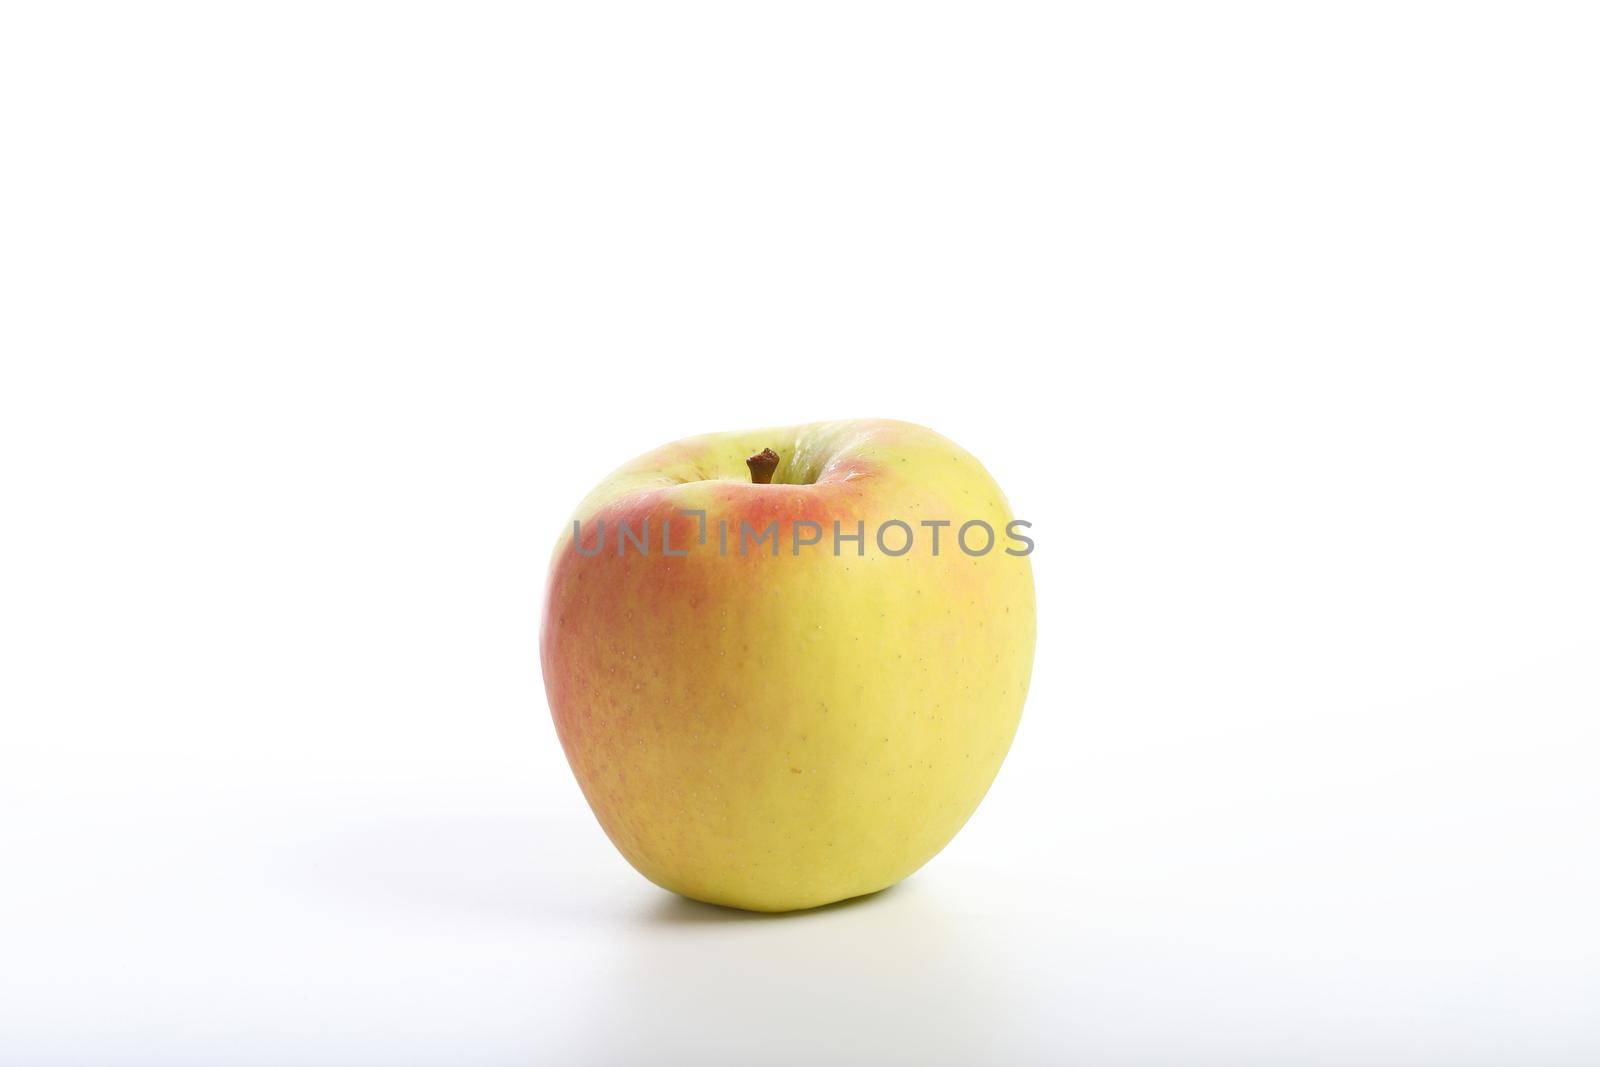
left=540, top=420, right=1035, bottom=911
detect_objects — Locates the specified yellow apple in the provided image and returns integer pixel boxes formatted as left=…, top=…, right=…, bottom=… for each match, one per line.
left=540, top=419, right=1035, bottom=911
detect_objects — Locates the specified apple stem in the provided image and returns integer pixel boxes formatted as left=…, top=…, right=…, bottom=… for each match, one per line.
left=746, top=448, right=780, bottom=484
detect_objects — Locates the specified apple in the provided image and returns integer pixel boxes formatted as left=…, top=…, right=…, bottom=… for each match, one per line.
left=540, top=419, right=1035, bottom=911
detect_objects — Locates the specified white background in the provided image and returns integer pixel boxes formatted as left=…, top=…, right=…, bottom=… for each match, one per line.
left=3, top=4, right=1597, bottom=1064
